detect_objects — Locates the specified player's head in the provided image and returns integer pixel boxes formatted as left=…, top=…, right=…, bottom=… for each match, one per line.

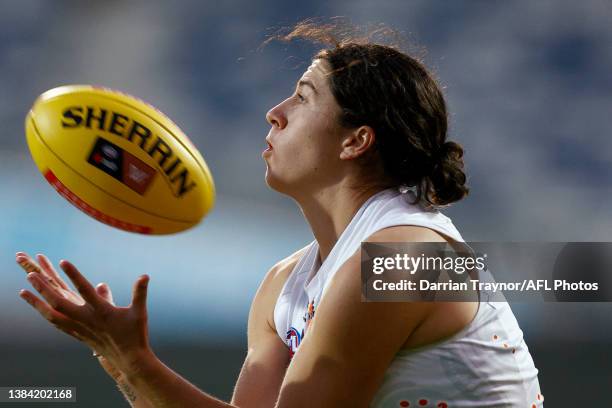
left=264, top=21, right=468, bottom=208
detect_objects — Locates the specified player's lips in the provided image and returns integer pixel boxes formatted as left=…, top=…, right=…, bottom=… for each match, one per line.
left=262, top=139, right=273, bottom=156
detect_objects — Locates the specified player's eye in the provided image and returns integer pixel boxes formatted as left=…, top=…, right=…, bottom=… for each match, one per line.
left=296, top=92, right=305, bottom=102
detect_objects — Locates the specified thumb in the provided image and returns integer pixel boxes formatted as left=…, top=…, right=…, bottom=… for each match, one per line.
left=131, top=275, right=150, bottom=312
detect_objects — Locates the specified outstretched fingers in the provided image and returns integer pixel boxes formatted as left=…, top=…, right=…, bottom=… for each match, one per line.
left=37, top=254, right=71, bottom=291
left=59, top=260, right=103, bottom=307
left=16, top=253, right=64, bottom=293
left=16, top=252, right=42, bottom=274
left=26, top=273, right=83, bottom=318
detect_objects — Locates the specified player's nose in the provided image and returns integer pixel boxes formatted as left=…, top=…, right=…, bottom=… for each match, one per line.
left=266, top=102, right=287, bottom=129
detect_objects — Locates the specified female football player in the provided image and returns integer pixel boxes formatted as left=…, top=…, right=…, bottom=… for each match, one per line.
left=17, top=22, right=543, bottom=407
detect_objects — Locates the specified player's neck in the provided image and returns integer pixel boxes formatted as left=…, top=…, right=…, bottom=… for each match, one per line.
left=296, top=184, right=386, bottom=263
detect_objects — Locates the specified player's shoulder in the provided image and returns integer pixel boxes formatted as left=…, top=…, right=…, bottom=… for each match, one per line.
left=366, top=224, right=449, bottom=243
left=250, top=245, right=310, bottom=330
left=254, top=244, right=310, bottom=302
left=264, top=244, right=310, bottom=287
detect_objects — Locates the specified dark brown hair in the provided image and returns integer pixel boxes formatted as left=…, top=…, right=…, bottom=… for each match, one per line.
left=273, top=19, right=469, bottom=207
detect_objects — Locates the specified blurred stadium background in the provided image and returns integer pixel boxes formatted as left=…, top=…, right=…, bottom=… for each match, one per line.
left=1, top=0, right=610, bottom=406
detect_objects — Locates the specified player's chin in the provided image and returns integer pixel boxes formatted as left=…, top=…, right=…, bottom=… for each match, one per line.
left=264, top=169, right=280, bottom=190
left=264, top=169, right=291, bottom=194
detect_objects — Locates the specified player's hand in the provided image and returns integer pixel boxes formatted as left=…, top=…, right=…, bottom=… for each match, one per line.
left=16, top=253, right=152, bottom=378
left=16, top=253, right=126, bottom=381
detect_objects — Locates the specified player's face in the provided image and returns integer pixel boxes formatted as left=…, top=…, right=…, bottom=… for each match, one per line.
left=263, top=59, right=348, bottom=196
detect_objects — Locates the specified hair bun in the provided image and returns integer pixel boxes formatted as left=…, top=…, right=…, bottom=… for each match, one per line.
left=424, top=141, right=469, bottom=207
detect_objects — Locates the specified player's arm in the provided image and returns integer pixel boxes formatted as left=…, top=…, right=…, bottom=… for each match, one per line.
left=230, top=249, right=305, bottom=407
left=118, top=249, right=304, bottom=408
left=274, top=226, right=443, bottom=407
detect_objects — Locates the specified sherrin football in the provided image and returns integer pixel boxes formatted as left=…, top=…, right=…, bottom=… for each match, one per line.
left=25, top=85, right=215, bottom=234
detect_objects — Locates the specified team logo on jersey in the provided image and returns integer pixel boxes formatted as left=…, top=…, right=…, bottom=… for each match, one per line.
left=286, top=300, right=317, bottom=359
left=286, top=327, right=302, bottom=359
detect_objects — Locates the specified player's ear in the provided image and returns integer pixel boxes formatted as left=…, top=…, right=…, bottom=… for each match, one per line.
left=339, top=125, right=376, bottom=160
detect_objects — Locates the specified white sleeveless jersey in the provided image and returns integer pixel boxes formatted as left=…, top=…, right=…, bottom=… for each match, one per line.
left=274, top=188, right=544, bottom=407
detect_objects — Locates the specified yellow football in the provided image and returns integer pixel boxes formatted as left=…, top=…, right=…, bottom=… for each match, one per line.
left=25, top=85, right=215, bottom=234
